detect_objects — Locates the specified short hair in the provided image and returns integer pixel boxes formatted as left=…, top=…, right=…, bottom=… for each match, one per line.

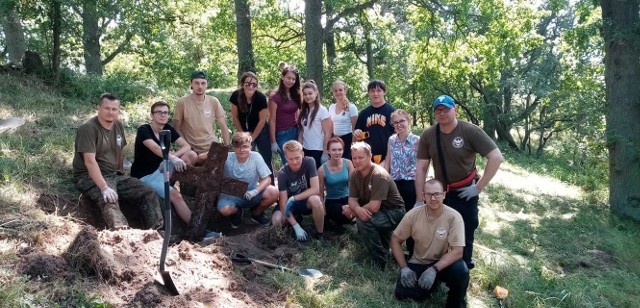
left=367, top=80, right=387, bottom=92
left=282, top=140, right=303, bottom=153
left=350, top=141, right=372, bottom=156
left=98, top=93, right=119, bottom=106
left=326, top=136, right=345, bottom=151
left=391, top=109, right=412, bottom=123
left=150, top=100, right=170, bottom=114
left=231, top=132, right=252, bottom=148
left=424, top=178, right=444, bottom=191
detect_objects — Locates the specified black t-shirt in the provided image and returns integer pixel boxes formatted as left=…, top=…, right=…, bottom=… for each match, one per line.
left=229, top=90, right=268, bottom=133
left=130, top=124, right=180, bottom=178
left=355, top=103, right=396, bottom=160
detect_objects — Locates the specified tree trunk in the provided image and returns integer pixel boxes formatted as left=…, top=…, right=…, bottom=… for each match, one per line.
left=1, top=3, right=26, bottom=65
left=50, top=0, right=62, bottom=77
left=324, top=1, right=337, bottom=68
left=234, top=0, right=255, bottom=79
left=305, top=0, right=324, bottom=96
left=82, top=0, right=102, bottom=75
left=600, top=0, right=640, bottom=221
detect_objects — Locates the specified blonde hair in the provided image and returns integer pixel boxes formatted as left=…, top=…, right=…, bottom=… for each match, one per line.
left=350, top=141, right=371, bottom=156
left=282, top=140, right=303, bottom=153
left=391, top=109, right=412, bottom=124
left=231, top=132, right=252, bottom=148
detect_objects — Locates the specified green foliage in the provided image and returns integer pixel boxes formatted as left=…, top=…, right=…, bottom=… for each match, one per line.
left=56, top=69, right=153, bottom=105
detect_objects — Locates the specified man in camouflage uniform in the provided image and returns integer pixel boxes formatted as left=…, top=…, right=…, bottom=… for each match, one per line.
left=72, top=93, right=162, bottom=230
left=348, top=141, right=405, bottom=270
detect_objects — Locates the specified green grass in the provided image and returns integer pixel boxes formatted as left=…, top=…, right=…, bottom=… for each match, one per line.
left=1, top=72, right=639, bottom=307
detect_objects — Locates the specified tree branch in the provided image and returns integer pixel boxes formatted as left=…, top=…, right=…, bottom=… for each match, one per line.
left=101, top=33, right=133, bottom=66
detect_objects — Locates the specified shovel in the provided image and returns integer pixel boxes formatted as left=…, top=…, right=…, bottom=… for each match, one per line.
left=231, top=252, right=323, bottom=278
left=156, top=130, right=180, bottom=295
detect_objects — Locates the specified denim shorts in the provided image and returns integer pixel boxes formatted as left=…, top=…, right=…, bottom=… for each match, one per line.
left=273, top=199, right=312, bottom=216
left=216, top=192, right=264, bottom=210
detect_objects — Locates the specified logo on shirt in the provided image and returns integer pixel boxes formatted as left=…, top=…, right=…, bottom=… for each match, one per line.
left=289, top=175, right=308, bottom=195
left=116, top=134, right=123, bottom=147
left=204, top=109, right=212, bottom=118
left=452, top=136, right=464, bottom=148
left=366, top=114, right=387, bottom=127
left=436, top=227, right=447, bottom=239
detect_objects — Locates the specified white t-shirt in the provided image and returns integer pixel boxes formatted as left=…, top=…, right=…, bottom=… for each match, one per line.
left=301, top=106, right=330, bottom=151
left=329, top=102, right=358, bottom=136
left=223, top=152, right=272, bottom=190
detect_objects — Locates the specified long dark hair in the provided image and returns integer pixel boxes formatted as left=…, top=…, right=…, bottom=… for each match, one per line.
left=275, top=66, right=301, bottom=108
left=298, top=80, right=321, bottom=129
left=237, top=71, right=258, bottom=113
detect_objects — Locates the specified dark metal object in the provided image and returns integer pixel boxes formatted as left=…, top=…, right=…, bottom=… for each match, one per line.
left=230, top=252, right=323, bottom=278
left=157, top=130, right=179, bottom=295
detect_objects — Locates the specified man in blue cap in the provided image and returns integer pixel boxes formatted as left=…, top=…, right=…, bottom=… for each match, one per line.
left=414, top=95, right=503, bottom=270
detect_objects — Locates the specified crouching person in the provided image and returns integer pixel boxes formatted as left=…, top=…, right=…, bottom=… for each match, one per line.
left=73, top=93, right=162, bottom=230
left=271, top=140, right=325, bottom=241
left=217, top=132, right=278, bottom=228
left=391, top=179, right=469, bottom=307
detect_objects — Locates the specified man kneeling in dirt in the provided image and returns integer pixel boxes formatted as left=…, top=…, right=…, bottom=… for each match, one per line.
left=391, top=179, right=469, bottom=307
left=217, top=132, right=278, bottom=228
left=72, top=93, right=163, bottom=230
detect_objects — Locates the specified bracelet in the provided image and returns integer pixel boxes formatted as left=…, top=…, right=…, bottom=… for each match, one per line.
left=432, top=265, right=440, bottom=273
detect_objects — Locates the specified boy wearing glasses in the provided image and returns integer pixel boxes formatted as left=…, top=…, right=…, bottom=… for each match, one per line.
left=415, top=94, right=504, bottom=270
left=216, top=132, right=278, bottom=228
left=131, top=101, right=198, bottom=225
left=391, top=179, right=469, bottom=306
left=174, top=70, right=230, bottom=162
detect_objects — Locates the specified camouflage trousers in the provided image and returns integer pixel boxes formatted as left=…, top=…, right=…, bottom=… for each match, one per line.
left=356, top=207, right=405, bottom=269
left=75, top=173, right=163, bottom=230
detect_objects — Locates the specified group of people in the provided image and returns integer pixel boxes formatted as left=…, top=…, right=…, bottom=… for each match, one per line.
left=71, top=66, right=503, bottom=307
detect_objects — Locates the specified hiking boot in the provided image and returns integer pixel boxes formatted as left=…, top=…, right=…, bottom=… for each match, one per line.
left=251, top=213, right=270, bottom=226
left=201, top=231, right=222, bottom=246
left=230, top=212, right=242, bottom=229
left=311, top=232, right=324, bottom=241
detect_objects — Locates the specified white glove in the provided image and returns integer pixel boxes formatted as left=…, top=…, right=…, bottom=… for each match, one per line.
left=271, top=142, right=280, bottom=153
left=170, top=156, right=187, bottom=172
left=101, top=187, right=118, bottom=203
left=292, top=223, right=308, bottom=241
left=418, top=266, right=437, bottom=290
left=285, top=196, right=296, bottom=218
left=244, top=189, right=259, bottom=200
left=458, top=180, right=480, bottom=201
left=321, top=152, right=330, bottom=164
left=414, top=201, right=425, bottom=207
left=400, top=267, right=417, bottom=288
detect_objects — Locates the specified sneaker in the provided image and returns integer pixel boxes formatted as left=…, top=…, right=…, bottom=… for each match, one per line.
left=201, top=231, right=222, bottom=245
left=311, top=232, right=324, bottom=241
left=230, top=212, right=242, bottom=229
left=251, top=213, right=270, bottom=226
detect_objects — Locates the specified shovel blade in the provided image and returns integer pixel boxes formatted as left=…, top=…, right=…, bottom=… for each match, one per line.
left=155, top=270, right=180, bottom=295
left=299, top=268, right=323, bottom=278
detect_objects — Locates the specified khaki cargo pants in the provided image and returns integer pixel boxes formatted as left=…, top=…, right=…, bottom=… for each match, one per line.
left=75, top=173, right=163, bottom=230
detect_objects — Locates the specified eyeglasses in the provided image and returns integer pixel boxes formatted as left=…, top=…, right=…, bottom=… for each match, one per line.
left=392, top=119, right=407, bottom=126
left=423, top=192, right=445, bottom=199
left=243, top=82, right=258, bottom=88
left=153, top=111, right=170, bottom=116
left=434, top=107, right=451, bottom=115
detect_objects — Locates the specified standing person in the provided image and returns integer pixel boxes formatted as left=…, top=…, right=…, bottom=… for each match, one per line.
left=354, top=80, right=395, bottom=165
left=174, top=70, right=230, bottom=162
left=72, top=93, right=163, bottom=230
left=271, top=140, right=325, bottom=241
left=298, top=80, right=332, bottom=169
left=391, top=179, right=469, bottom=306
left=349, top=142, right=405, bottom=269
left=415, top=94, right=504, bottom=270
left=216, top=132, right=279, bottom=228
left=329, top=80, right=358, bottom=159
left=230, top=72, right=274, bottom=184
left=269, top=66, right=302, bottom=163
left=131, top=101, right=198, bottom=225
left=318, top=137, right=355, bottom=228
left=384, top=109, right=420, bottom=256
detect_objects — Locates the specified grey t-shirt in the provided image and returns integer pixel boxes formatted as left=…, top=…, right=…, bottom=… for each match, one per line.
left=277, top=157, right=318, bottom=196
left=224, top=152, right=272, bottom=190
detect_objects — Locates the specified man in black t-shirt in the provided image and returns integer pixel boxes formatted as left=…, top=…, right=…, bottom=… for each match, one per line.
left=354, top=80, right=395, bottom=165
left=131, top=101, right=198, bottom=224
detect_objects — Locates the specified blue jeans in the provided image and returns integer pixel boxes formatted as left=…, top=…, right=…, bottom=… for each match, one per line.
left=276, top=127, right=299, bottom=162
left=252, top=126, right=274, bottom=184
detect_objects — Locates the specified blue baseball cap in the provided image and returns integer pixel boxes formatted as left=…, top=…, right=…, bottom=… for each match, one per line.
left=433, top=95, right=455, bottom=109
